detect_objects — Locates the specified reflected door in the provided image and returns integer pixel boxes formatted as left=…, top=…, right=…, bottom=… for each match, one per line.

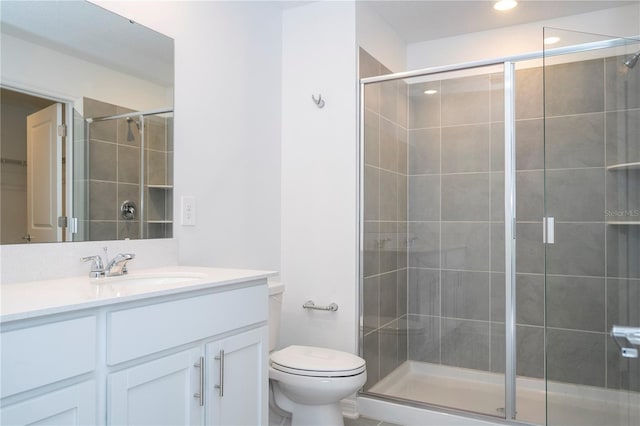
left=26, top=103, right=63, bottom=243
left=543, top=28, right=640, bottom=426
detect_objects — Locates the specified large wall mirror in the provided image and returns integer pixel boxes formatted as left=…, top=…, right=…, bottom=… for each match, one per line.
left=0, top=0, right=174, bottom=244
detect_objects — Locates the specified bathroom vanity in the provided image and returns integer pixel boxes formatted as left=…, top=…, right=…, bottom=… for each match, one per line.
left=0, top=267, right=273, bottom=425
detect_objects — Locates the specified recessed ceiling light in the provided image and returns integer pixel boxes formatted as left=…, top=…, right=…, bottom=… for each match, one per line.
left=544, top=36, right=561, bottom=45
left=424, top=89, right=438, bottom=95
left=494, top=0, right=518, bottom=11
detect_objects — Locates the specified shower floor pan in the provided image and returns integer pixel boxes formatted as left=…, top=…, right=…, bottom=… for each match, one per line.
left=368, top=361, right=639, bottom=425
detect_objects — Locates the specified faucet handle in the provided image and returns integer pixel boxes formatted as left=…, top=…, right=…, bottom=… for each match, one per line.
left=81, top=255, right=104, bottom=270
left=81, top=255, right=105, bottom=278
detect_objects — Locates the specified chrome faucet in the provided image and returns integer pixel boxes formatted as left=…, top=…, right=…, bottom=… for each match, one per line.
left=81, top=247, right=135, bottom=278
left=106, top=253, right=135, bottom=276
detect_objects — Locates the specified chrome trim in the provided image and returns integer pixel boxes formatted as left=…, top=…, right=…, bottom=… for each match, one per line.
left=194, top=356, right=204, bottom=406
left=302, top=300, right=339, bottom=312
left=611, top=325, right=640, bottom=358
left=504, top=62, right=517, bottom=421
left=358, top=75, right=366, bottom=361
left=360, top=36, right=639, bottom=85
left=86, top=107, right=173, bottom=122
left=543, top=217, right=555, bottom=244
left=139, top=115, right=145, bottom=238
left=215, top=350, right=225, bottom=397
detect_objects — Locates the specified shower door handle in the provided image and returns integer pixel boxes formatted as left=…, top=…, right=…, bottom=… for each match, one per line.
left=543, top=217, right=555, bottom=244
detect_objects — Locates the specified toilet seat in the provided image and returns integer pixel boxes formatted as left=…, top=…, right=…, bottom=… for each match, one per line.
left=270, top=345, right=366, bottom=378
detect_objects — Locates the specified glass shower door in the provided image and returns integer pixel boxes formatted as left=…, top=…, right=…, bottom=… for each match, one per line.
left=360, top=48, right=510, bottom=418
left=543, top=28, right=640, bottom=426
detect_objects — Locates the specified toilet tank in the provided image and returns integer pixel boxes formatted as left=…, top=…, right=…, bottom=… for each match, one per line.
left=268, top=280, right=284, bottom=352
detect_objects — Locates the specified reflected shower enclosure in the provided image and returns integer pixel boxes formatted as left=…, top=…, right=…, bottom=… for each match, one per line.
left=74, top=97, right=174, bottom=241
left=359, top=29, right=639, bottom=426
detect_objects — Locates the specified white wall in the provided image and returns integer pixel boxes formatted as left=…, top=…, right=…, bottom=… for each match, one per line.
left=280, top=1, right=358, bottom=352
left=0, top=33, right=170, bottom=113
left=356, top=2, right=406, bottom=73
left=408, top=4, right=640, bottom=69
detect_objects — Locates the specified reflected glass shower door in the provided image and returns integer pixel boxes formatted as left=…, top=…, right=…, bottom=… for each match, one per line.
left=543, top=28, right=640, bottom=426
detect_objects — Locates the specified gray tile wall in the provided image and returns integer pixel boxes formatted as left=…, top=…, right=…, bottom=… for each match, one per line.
left=361, top=48, right=409, bottom=390
left=542, top=56, right=639, bottom=393
left=83, top=98, right=172, bottom=240
left=406, top=70, right=506, bottom=377
left=363, top=54, right=638, bottom=394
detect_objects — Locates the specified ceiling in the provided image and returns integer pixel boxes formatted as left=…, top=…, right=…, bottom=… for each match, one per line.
left=2, top=0, right=635, bottom=85
left=365, top=1, right=638, bottom=44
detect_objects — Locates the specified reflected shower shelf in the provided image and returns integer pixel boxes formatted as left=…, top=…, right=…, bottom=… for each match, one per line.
left=606, top=162, right=640, bottom=171
left=146, top=184, right=173, bottom=189
left=146, top=220, right=173, bottom=224
left=607, top=221, right=640, bottom=225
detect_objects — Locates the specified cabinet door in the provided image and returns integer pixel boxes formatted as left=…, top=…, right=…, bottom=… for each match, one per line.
left=108, top=348, right=203, bottom=426
left=205, top=327, right=268, bottom=426
left=0, top=381, right=96, bottom=426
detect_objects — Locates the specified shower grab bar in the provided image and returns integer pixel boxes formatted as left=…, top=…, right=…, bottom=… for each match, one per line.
left=611, top=325, right=640, bottom=358
left=303, top=300, right=338, bottom=312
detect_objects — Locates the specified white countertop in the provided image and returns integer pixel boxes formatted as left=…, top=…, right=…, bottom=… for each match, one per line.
left=1, top=266, right=276, bottom=323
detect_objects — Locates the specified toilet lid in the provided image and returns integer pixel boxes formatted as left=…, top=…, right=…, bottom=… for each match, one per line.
left=270, top=345, right=366, bottom=377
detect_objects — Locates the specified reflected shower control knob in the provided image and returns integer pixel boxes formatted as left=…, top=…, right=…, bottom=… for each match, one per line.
left=120, top=200, right=136, bottom=220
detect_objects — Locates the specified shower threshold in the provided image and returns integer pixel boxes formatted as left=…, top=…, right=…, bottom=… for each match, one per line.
left=367, top=361, right=639, bottom=425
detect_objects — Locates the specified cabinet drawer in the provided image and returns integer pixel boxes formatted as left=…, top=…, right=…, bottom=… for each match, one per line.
left=1, top=316, right=96, bottom=398
left=107, top=283, right=267, bottom=365
left=0, top=380, right=96, bottom=425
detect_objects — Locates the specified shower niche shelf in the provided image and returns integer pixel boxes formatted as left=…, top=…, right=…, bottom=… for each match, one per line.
left=606, top=162, right=640, bottom=171
left=145, top=185, right=173, bottom=238
left=146, top=184, right=174, bottom=189
left=606, top=161, right=639, bottom=226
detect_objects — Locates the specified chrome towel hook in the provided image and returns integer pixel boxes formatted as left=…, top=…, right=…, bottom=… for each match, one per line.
left=312, top=94, right=325, bottom=108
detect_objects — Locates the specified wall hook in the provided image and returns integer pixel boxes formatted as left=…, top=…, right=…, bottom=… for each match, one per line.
left=312, top=94, right=325, bottom=108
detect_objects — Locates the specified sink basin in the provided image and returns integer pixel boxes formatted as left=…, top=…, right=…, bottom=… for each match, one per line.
left=98, top=272, right=207, bottom=286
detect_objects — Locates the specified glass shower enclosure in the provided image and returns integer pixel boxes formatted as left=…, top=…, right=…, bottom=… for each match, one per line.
left=359, top=29, right=639, bottom=425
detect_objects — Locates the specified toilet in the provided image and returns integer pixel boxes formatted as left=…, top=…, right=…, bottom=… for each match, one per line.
left=268, top=281, right=366, bottom=426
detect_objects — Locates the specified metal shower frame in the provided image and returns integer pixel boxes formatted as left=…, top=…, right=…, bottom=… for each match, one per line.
left=357, top=34, right=638, bottom=423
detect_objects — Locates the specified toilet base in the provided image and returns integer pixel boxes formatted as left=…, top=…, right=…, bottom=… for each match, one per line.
left=290, top=403, right=343, bottom=426
left=271, top=377, right=352, bottom=426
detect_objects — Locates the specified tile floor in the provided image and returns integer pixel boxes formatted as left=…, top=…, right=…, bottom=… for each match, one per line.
left=344, top=416, right=401, bottom=426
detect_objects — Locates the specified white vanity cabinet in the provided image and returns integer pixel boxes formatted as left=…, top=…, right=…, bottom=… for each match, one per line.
left=108, top=348, right=203, bottom=425
left=0, top=381, right=97, bottom=425
left=205, top=327, right=267, bottom=426
left=105, top=281, right=268, bottom=426
left=108, top=327, right=267, bottom=426
left=1, top=271, right=270, bottom=426
left=0, top=316, right=98, bottom=425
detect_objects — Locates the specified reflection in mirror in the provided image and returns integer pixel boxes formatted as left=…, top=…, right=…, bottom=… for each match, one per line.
left=76, top=100, right=174, bottom=241
left=0, top=0, right=174, bottom=244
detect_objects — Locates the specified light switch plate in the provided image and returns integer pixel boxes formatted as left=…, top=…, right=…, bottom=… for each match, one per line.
left=181, top=196, right=196, bottom=226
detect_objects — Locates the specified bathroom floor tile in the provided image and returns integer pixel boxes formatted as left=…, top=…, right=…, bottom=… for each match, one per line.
left=344, top=416, right=402, bottom=426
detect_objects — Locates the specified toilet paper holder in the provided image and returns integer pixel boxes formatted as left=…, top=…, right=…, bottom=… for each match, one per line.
left=303, top=300, right=338, bottom=312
